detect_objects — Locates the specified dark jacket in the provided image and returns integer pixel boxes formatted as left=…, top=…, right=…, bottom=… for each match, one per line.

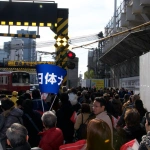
left=32, top=99, right=49, bottom=114
left=0, top=107, right=23, bottom=140
left=139, top=131, right=150, bottom=150
left=119, top=124, right=146, bottom=145
left=22, top=110, right=43, bottom=147
left=56, top=101, right=74, bottom=143
left=7, top=142, right=31, bottom=150
left=111, top=99, right=122, bottom=118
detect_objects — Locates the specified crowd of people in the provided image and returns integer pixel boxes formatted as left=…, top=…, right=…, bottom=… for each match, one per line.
left=0, top=87, right=149, bottom=150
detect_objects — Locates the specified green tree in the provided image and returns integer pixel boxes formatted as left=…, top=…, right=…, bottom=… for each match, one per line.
left=84, top=69, right=94, bottom=79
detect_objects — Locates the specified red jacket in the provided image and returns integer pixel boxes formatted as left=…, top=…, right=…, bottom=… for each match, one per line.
left=59, top=140, right=86, bottom=150
left=38, top=127, right=64, bottom=150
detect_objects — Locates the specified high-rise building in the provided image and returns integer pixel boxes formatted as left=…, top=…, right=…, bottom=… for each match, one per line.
left=9, top=39, right=24, bottom=61
left=16, top=29, right=37, bottom=61
left=0, top=48, right=9, bottom=63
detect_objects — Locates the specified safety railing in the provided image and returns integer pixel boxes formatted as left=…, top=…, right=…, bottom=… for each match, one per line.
left=105, top=0, right=133, bottom=36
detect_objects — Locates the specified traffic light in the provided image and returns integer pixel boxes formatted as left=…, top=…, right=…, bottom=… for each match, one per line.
left=67, top=51, right=76, bottom=69
left=67, top=51, right=76, bottom=59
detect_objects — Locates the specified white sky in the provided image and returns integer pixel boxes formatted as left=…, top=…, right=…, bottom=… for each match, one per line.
left=0, top=0, right=123, bottom=76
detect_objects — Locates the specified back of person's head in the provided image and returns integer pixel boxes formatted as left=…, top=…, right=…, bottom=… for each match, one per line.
left=16, top=96, right=25, bottom=107
left=132, top=94, right=140, bottom=103
left=71, top=87, right=77, bottom=94
left=6, top=123, right=28, bottom=148
left=82, top=90, right=87, bottom=95
left=77, top=91, right=81, bottom=96
left=124, top=94, right=130, bottom=102
left=114, top=94, right=119, bottom=99
left=22, top=99, right=33, bottom=113
left=60, top=93, right=69, bottom=104
left=86, top=119, right=113, bottom=150
left=41, top=111, right=57, bottom=128
left=103, top=93, right=110, bottom=101
left=1, top=98, right=14, bottom=111
left=135, top=99, right=144, bottom=110
left=94, top=97, right=106, bottom=107
left=22, top=93, right=31, bottom=100
left=124, top=108, right=140, bottom=127
left=32, top=89, right=41, bottom=99
left=81, top=103, right=91, bottom=113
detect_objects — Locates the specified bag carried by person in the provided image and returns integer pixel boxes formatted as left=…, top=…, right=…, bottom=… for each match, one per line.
left=75, top=114, right=89, bottom=140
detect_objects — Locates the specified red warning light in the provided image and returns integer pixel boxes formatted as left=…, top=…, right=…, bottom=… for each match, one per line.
left=68, top=52, right=73, bottom=57
left=67, top=51, right=75, bottom=59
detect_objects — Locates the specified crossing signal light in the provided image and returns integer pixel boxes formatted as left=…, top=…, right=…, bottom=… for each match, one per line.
left=67, top=51, right=76, bottom=69
left=67, top=51, right=76, bottom=59
left=67, top=61, right=75, bottom=69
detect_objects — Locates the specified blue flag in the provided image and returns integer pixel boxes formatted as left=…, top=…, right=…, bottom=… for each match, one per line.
left=36, top=64, right=67, bottom=94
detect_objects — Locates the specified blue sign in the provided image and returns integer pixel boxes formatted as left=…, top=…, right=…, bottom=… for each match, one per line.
left=36, top=64, right=67, bottom=94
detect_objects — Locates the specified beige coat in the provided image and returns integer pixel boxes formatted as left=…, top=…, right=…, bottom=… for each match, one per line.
left=96, top=111, right=113, bottom=147
left=74, top=113, right=90, bottom=130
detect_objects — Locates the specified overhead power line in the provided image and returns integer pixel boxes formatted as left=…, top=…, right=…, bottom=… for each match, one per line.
left=0, top=33, right=100, bottom=49
left=72, top=21, right=150, bottom=49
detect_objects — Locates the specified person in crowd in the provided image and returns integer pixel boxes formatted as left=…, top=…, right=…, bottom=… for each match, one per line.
left=22, top=92, right=32, bottom=100
left=80, top=90, right=88, bottom=104
left=118, top=88, right=126, bottom=99
left=86, top=119, right=114, bottom=150
left=32, top=89, right=48, bottom=114
left=0, top=98, right=23, bottom=149
left=111, top=94, right=122, bottom=119
left=74, top=103, right=91, bottom=140
left=16, top=95, right=25, bottom=110
left=93, top=97, right=113, bottom=142
left=77, top=91, right=82, bottom=104
left=139, top=112, right=150, bottom=150
left=22, top=99, right=43, bottom=147
left=6, top=123, right=31, bottom=150
left=10, top=91, right=18, bottom=106
left=103, top=93, right=113, bottom=114
left=38, top=111, right=64, bottom=150
left=122, top=94, right=130, bottom=111
left=6, top=123, right=42, bottom=150
left=135, top=99, right=147, bottom=123
left=68, top=88, right=78, bottom=106
left=56, top=93, right=74, bottom=144
left=59, top=119, right=114, bottom=150
left=117, top=94, right=140, bottom=127
left=74, top=103, right=91, bottom=130
left=119, top=108, right=146, bottom=145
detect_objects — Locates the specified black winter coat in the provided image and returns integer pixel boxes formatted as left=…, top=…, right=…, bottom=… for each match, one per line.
left=119, top=124, right=146, bottom=145
left=7, top=142, right=31, bottom=150
left=22, top=110, right=43, bottom=147
left=56, top=101, right=74, bottom=143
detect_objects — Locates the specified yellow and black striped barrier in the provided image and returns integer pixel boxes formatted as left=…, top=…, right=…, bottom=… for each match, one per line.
left=54, top=9, right=69, bottom=86
left=0, top=33, right=40, bottom=38
left=0, top=68, right=36, bottom=73
left=7, top=61, right=55, bottom=67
